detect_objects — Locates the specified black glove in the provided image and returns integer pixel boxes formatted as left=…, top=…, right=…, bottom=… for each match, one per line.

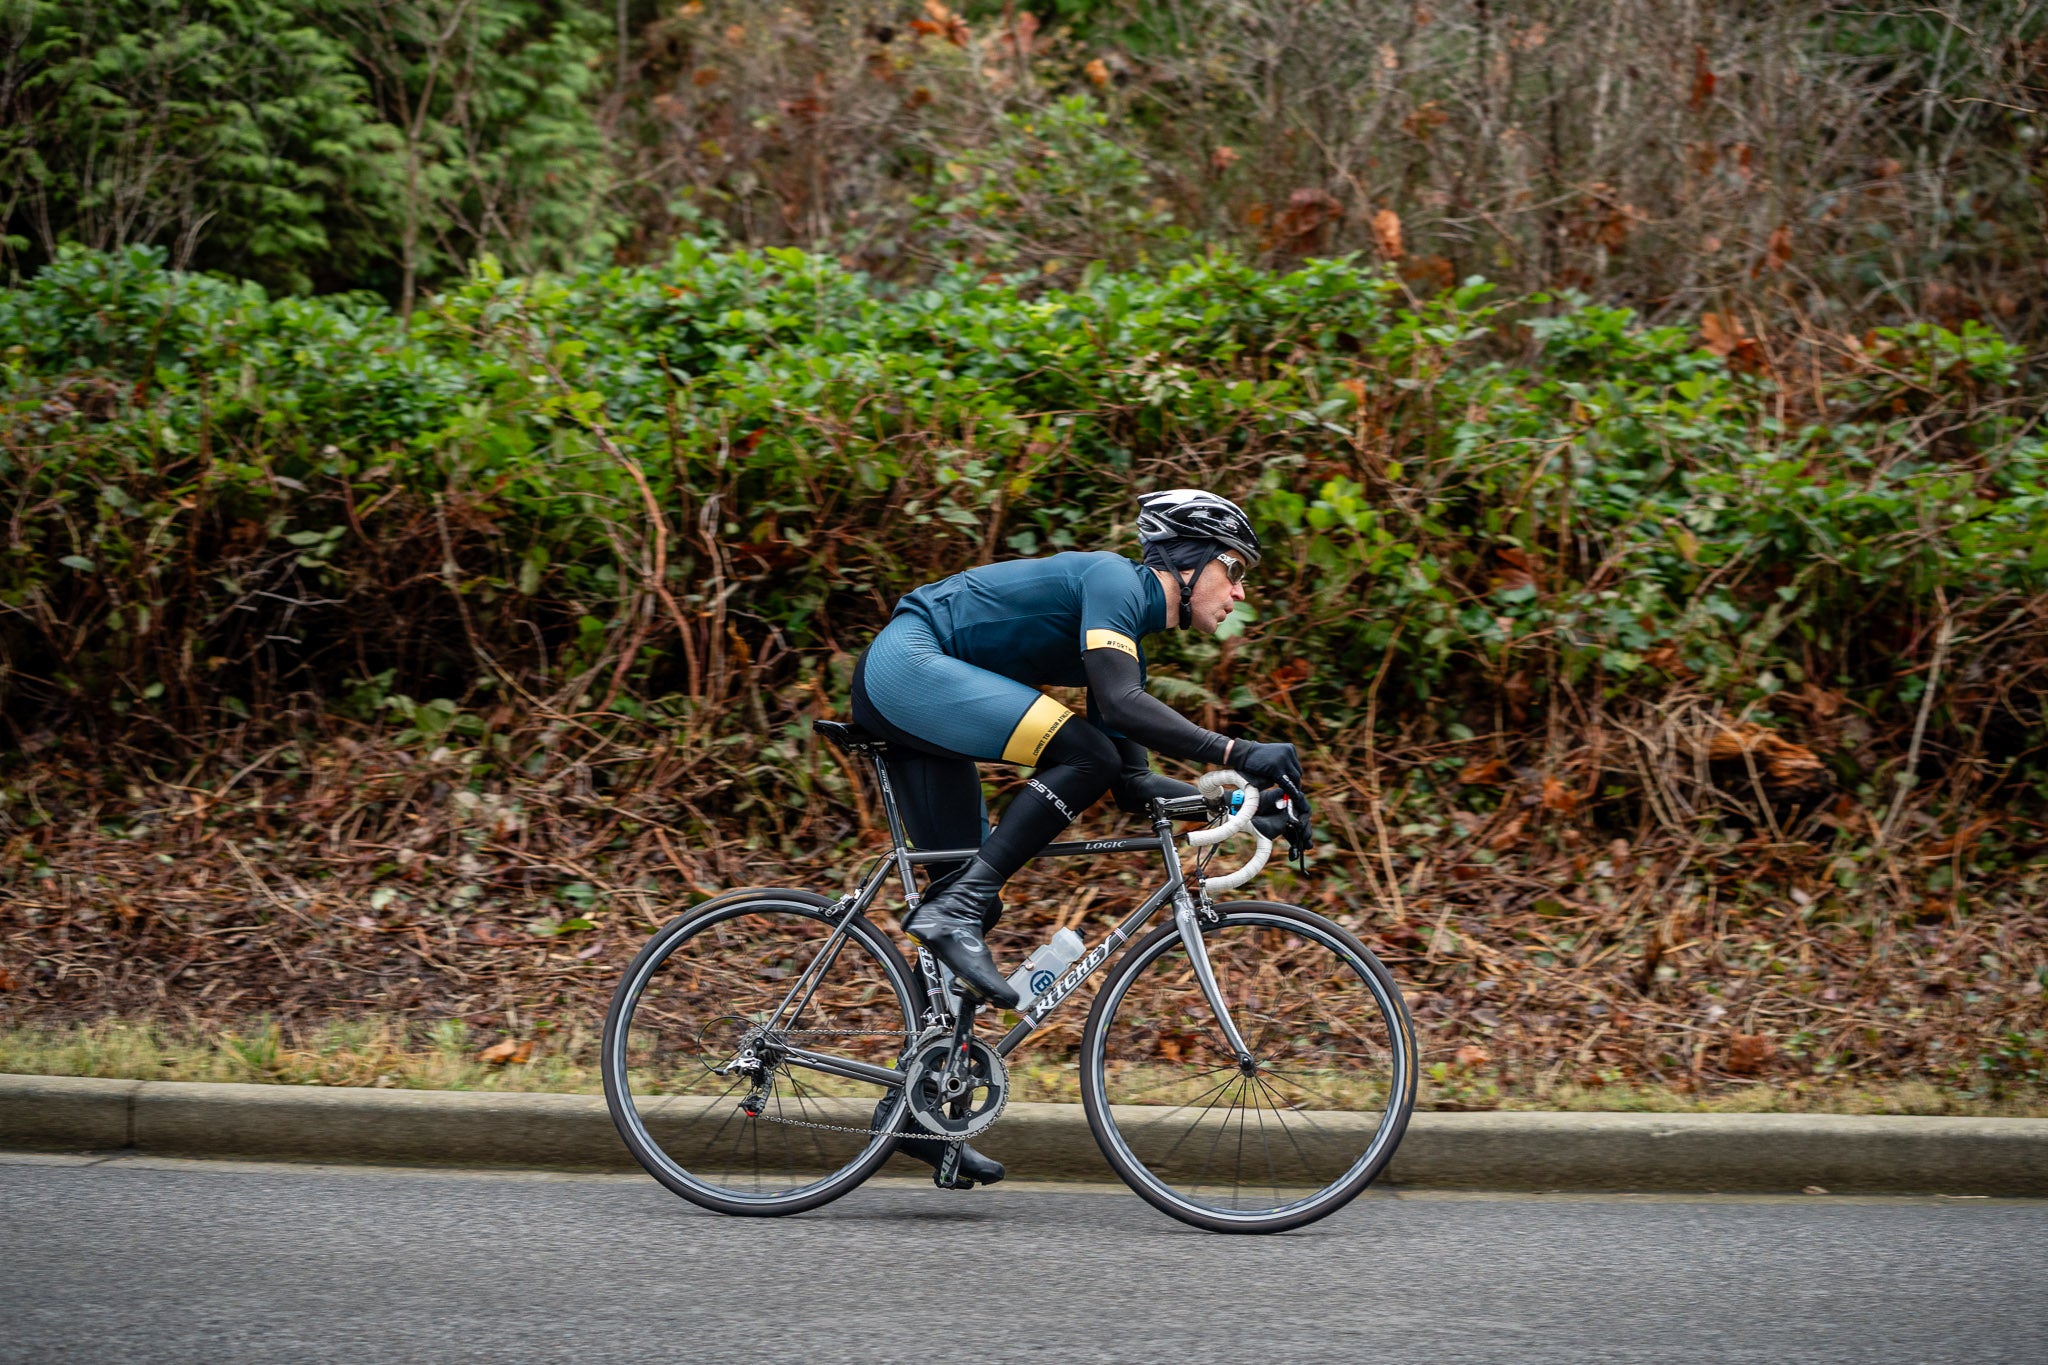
left=1111, top=738, right=1200, bottom=813
left=1250, top=783, right=1315, bottom=858
left=1251, top=785, right=1295, bottom=840
left=1230, top=738, right=1302, bottom=789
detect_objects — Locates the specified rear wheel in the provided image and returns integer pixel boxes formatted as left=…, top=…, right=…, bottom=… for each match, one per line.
left=1079, top=901, right=1415, bottom=1234
left=601, top=889, right=921, bottom=1217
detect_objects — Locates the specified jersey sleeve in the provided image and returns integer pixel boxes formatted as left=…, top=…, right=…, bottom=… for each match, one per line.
left=1075, top=554, right=1150, bottom=665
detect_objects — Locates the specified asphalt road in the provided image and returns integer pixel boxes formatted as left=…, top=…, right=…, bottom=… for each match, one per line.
left=3, top=1153, right=2044, bottom=1365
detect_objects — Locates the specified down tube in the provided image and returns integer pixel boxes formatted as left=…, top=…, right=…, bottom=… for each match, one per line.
left=993, top=884, right=1176, bottom=1057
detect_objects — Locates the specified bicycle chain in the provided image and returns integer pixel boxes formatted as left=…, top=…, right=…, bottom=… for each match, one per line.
left=738, top=1024, right=1001, bottom=1144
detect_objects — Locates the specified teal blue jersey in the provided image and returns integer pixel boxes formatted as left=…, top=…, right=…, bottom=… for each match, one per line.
left=894, top=551, right=1168, bottom=688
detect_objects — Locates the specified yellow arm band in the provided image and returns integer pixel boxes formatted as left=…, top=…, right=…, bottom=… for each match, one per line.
left=1084, top=629, right=1138, bottom=659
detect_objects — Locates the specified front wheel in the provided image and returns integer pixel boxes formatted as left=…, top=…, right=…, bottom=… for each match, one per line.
left=1079, top=901, right=1416, bottom=1234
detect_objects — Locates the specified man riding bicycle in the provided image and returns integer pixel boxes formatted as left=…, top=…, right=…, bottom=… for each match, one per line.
left=850, top=489, right=1309, bottom=1185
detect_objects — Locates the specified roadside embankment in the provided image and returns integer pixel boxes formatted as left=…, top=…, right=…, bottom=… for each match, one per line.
left=6, top=1074, right=2045, bottom=1195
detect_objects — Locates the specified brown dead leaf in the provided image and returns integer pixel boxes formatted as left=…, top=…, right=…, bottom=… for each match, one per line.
left=1699, top=312, right=1764, bottom=371
left=1371, top=207, right=1404, bottom=260
left=1453, top=1044, right=1491, bottom=1069
left=1486, top=812, right=1528, bottom=852
left=0, top=964, right=17, bottom=991
left=1083, top=57, right=1111, bottom=87
left=479, top=1039, right=533, bottom=1066
left=1539, top=774, right=1580, bottom=816
left=1490, top=565, right=1536, bottom=594
left=1689, top=44, right=1716, bottom=110
left=1724, top=1032, right=1773, bottom=1075
left=1641, top=645, right=1690, bottom=678
left=1209, top=145, right=1239, bottom=174
left=1922, top=816, right=1999, bottom=860
left=909, top=1, right=969, bottom=47
left=1266, top=188, right=1341, bottom=254
left=1269, top=658, right=1313, bottom=694
left=1501, top=670, right=1534, bottom=721
left=1703, top=722, right=1831, bottom=796
left=1458, top=757, right=1511, bottom=785
left=1766, top=224, right=1793, bottom=271
left=1401, top=101, right=1449, bottom=139
left=1793, top=683, right=1843, bottom=720
left=1399, top=254, right=1454, bottom=293
left=993, top=10, right=1040, bottom=58
left=1699, top=311, right=1745, bottom=357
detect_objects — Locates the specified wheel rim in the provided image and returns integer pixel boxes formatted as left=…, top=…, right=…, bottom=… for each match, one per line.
left=608, top=899, right=915, bottom=1206
left=1088, top=910, right=1411, bottom=1224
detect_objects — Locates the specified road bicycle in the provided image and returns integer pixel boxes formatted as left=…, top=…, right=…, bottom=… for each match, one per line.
left=601, top=719, right=1417, bottom=1234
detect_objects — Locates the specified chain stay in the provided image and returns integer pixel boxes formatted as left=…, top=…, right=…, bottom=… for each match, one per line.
left=738, top=1023, right=982, bottom=1143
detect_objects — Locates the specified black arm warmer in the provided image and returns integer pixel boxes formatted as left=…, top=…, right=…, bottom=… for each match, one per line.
left=1110, top=736, right=1202, bottom=813
left=1083, top=648, right=1231, bottom=767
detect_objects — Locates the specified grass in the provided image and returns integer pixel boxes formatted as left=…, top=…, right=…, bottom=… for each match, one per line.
left=2, top=1018, right=2042, bottom=1117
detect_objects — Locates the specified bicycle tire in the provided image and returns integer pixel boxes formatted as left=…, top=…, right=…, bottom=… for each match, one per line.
left=1079, top=900, right=1417, bottom=1234
left=601, top=888, right=921, bottom=1217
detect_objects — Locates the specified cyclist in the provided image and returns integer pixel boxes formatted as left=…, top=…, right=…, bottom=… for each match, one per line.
left=851, top=490, right=1307, bottom=1186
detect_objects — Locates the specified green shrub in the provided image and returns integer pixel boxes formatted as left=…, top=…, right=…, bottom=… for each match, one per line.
left=2, top=243, right=2042, bottom=801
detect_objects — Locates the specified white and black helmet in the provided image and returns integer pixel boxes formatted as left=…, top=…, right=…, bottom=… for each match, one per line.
left=1135, top=489, right=1262, bottom=567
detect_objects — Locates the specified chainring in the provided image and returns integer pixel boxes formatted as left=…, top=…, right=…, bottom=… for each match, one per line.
left=900, top=1032, right=1008, bottom=1139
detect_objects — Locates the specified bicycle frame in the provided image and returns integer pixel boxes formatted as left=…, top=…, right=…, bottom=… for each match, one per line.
left=764, top=738, right=1257, bottom=1094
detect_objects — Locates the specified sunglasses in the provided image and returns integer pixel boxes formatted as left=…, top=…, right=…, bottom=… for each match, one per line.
left=1215, top=552, right=1249, bottom=585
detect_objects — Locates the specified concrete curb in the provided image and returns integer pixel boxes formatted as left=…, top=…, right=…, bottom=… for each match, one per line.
left=5, top=1074, right=2045, bottom=1194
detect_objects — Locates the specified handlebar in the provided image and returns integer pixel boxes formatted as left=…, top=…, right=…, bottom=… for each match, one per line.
left=1185, top=770, right=1273, bottom=895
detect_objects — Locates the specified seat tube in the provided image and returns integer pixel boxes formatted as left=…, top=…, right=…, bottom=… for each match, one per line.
left=868, top=750, right=923, bottom=909
left=1154, top=812, right=1255, bottom=1065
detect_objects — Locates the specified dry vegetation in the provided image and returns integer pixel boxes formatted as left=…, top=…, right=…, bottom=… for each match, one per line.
left=4, top=685, right=2042, bottom=1112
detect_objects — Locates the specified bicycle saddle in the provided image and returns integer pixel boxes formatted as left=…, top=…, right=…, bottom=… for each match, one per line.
left=812, top=719, right=882, bottom=753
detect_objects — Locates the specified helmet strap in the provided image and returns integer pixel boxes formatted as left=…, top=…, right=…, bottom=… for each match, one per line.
left=1175, top=561, right=1208, bottom=631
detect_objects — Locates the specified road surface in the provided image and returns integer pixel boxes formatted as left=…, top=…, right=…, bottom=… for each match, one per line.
left=3, top=1152, right=2043, bottom=1363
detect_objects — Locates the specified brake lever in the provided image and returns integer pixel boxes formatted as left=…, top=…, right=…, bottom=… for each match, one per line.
left=1276, top=774, right=1315, bottom=870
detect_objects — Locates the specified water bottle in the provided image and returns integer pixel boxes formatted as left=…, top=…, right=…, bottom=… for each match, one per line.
left=1007, top=927, right=1084, bottom=1009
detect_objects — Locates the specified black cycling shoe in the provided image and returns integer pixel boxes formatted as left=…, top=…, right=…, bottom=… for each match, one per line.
left=873, top=1096, right=1007, bottom=1189
left=902, top=857, right=1020, bottom=1008
left=923, top=862, right=1003, bottom=934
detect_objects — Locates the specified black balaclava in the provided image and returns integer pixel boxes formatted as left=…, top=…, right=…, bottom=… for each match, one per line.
left=1142, top=538, right=1223, bottom=630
